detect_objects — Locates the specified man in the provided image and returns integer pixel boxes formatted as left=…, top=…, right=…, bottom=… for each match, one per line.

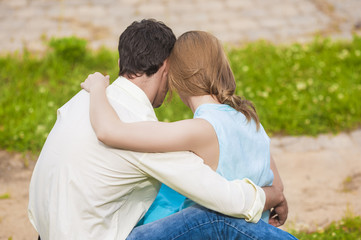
left=29, top=19, right=292, bottom=240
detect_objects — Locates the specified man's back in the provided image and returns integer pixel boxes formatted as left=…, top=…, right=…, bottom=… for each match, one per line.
left=28, top=78, right=160, bottom=240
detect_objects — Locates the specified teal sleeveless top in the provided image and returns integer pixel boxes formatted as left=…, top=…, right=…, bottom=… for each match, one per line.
left=137, top=104, right=273, bottom=225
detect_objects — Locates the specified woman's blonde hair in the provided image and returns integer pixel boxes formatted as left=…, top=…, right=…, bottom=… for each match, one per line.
left=168, top=31, right=260, bottom=128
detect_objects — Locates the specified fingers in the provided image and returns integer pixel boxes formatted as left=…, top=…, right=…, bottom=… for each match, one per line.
left=278, top=200, right=288, bottom=225
left=277, top=210, right=287, bottom=226
left=269, top=209, right=281, bottom=227
left=86, top=72, right=104, bottom=80
left=104, top=75, right=110, bottom=84
left=81, top=72, right=109, bottom=92
left=268, top=217, right=281, bottom=227
left=80, top=81, right=90, bottom=92
left=274, top=204, right=288, bottom=226
left=268, top=197, right=288, bottom=227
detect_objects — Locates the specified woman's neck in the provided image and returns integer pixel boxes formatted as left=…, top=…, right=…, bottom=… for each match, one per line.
left=186, top=95, right=220, bottom=113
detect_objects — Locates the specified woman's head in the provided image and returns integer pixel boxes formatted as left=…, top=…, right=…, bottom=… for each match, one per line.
left=168, top=31, right=260, bottom=127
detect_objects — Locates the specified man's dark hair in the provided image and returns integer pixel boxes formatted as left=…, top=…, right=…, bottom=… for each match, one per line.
left=118, top=19, right=176, bottom=78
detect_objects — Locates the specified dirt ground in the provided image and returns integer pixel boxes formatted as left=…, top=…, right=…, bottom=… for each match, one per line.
left=0, top=130, right=361, bottom=240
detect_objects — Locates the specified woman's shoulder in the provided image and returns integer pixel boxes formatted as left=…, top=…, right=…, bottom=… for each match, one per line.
left=193, top=104, right=238, bottom=137
left=195, top=103, right=269, bottom=137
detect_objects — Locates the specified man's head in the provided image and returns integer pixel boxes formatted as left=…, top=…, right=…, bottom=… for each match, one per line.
left=118, top=19, right=176, bottom=108
left=118, top=19, right=176, bottom=79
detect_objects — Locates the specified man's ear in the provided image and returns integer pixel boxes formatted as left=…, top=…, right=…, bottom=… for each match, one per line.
left=161, top=59, right=169, bottom=75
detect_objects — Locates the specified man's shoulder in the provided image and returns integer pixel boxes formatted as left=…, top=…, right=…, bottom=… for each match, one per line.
left=57, top=90, right=89, bottom=114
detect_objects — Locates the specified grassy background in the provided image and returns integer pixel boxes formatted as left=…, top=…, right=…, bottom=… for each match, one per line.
left=228, top=38, right=361, bottom=135
left=1, top=36, right=360, bottom=153
left=291, top=215, right=361, bottom=239
left=0, top=37, right=119, bottom=152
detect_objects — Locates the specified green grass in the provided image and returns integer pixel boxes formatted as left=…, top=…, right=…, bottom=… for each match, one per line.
left=0, top=36, right=360, bottom=153
left=0, top=37, right=118, bottom=152
left=0, top=193, right=10, bottom=199
left=291, top=215, right=361, bottom=240
left=226, top=37, right=361, bottom=136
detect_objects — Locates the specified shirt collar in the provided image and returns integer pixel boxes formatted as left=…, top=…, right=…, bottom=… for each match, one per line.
left=111, top=76, right=154, bottom=111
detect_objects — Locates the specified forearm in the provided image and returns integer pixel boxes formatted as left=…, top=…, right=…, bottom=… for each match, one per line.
left=89, top=85, right=120, bottom=142
left=138, top=151, right=265, bottom=223
left=89, top=92, right=208, bottom=152
left=270, top=155, right=284, bottom=192
left=262, top=185, right=284, bottom=211
left=262, top=155, right=285, bottom=211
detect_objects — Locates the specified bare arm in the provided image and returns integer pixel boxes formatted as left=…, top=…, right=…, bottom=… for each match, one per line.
left=267, top=155, right=288, bottom=227
left=263, top=155, right=286, bottom=212
left=262, top=185, right=284, bottom=212
left=270, top=155, right=284, bottom=192
left=81, top=72, right=213, bottom=153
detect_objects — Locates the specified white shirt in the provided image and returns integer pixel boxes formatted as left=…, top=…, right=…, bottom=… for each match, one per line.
left=28, top=77, right=265, bottom=240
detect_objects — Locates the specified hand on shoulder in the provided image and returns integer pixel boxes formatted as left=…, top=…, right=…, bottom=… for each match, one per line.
left=81, top=72, right=110, bottom=92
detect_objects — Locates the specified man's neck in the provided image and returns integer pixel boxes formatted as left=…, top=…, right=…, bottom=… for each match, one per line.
left=123, top=75, right=155, bottom=105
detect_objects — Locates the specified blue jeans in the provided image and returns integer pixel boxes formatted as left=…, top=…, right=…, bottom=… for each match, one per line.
left=127, top=204, right=297, bottom=240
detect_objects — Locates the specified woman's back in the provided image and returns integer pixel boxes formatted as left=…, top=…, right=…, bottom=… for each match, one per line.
left=195, top=104, right=273, bottom=186
left=139, top=103, right=273, bottom=225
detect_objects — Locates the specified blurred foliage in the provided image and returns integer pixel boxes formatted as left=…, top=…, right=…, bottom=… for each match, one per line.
left=0, top=193, right=11, bottom=199
left=49, top=37, right=87, bottom=63
left=0, top=36, right=360, bottom=153
left=226, top=36, right=361, bottom=135
left=291, top=215, right=361, bottom=240
left=0, top=37, right=118, bottom=152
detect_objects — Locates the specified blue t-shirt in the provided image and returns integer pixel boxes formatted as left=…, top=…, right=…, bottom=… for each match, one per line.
left=138, top=104, right=274, bottom=225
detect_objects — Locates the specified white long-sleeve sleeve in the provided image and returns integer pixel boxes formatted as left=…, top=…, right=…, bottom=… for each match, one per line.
left=136, top=150, right=265, bottom=223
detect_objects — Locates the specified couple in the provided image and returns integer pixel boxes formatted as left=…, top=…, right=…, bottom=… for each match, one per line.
left=28, top=19, right=296, bottom=239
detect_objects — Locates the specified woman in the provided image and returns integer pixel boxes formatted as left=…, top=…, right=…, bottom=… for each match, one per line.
left=81, top=31, right=284, bottom=226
